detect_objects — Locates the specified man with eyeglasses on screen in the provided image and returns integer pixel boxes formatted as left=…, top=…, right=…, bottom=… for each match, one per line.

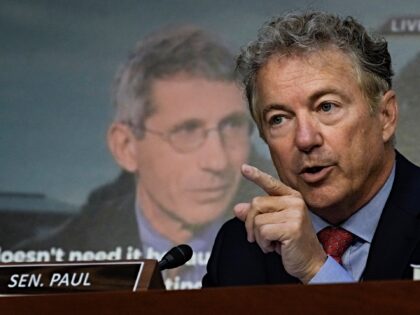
left=16, top=25, right=272, bottom=290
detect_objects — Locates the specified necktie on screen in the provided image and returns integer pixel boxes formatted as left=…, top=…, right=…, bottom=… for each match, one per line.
left=317, top=227, right=354, bottom=264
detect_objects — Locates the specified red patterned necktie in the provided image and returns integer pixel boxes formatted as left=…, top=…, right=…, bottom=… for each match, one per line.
left=317, top=227, right=354, bottom=264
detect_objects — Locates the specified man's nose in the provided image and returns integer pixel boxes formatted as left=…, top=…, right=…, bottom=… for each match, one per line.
left=197, top=129, right=230, bottom=171
left=294, top=115, right=323, bottom=153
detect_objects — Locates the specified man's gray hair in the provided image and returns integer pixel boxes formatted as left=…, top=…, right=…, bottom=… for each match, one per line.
left=236, top=11, right=394, bottom=131
left=113, top=25, right=237, bottom=137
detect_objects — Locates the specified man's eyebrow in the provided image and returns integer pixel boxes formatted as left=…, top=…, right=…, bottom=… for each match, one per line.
left=309, top=88, right=352, bottom=104
left=262, top=104, right=291, bottom=117
left=221, top=111, right=249, bottom=120
left=169, top=118, right=204, bottom=130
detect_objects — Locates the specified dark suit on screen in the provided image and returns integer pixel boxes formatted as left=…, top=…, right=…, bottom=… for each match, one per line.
left=15, top=147, right=274, bottom=257
left=202, top=152, right=420, bottom=287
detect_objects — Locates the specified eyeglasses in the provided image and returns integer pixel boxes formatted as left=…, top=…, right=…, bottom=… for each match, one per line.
left=143, top=114, right=254, bottom=153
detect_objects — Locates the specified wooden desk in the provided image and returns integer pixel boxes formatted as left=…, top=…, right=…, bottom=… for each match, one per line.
left=2, top=280, right=420, bottom=314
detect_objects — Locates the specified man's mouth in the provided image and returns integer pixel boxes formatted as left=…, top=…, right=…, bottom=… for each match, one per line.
left=303, top=166, right=325, bottom=174
left=190, top=183, right=230, bottom=191
left=188, top=186, right=231, bottom=203
left=188, top=183, right=231, bottom=196
left=299, top=165, right=333, bottom=183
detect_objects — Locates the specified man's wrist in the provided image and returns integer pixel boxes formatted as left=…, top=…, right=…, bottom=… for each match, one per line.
left=300, top=253, right=328, bottom=284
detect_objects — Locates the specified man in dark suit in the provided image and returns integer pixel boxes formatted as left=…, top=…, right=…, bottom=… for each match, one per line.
left=203, top=11, right=418, bottom=286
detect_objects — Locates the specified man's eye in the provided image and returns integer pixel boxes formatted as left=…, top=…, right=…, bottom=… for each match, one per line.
left=221, top=115, right=248, bottom=129
left=320, top=102, right=334, bottom=112
left=269, top=115, right=284, bottom=126
left=172, top=121, right=202, bottom=134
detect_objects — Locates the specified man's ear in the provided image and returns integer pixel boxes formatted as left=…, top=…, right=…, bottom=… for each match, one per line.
left=107, top=122, right=139, bottom=173
left=379, top=90, right=399, bottom=143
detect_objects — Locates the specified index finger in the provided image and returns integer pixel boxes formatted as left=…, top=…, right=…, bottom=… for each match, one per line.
left=241, top=164, right=298, bottom=196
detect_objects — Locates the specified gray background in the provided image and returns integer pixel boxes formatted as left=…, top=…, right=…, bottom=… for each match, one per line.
left=2, top=0, right=420, bottom=208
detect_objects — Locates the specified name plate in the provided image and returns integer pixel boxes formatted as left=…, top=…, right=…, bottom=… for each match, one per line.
left=411, top=264, right=420, bottom=280
left=0, top=261, right=146, bottom=294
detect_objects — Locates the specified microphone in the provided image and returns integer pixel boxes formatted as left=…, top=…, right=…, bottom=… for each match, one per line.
left=158, top=244, right=193, bottom=271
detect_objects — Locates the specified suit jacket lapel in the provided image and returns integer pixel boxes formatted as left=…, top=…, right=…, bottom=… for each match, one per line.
left=363, top=153, right=420, bottom=280
left=85, top=192, right=141, bottom=250
left=109, top=193, right=141, bottom=247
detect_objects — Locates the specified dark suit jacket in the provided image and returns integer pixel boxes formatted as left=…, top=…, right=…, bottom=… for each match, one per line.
left=16, top=191, right=141, bottom=253
left=202, top=152, right=420, bottom=287
left=15, top=146, right=275, bottom=257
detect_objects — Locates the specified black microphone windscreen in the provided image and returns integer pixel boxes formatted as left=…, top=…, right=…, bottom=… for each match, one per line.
left=158, top=244, right=193, bottom=271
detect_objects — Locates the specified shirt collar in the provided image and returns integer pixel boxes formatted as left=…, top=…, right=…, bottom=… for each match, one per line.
left=310, top=161, right=396, bottom=243
left=134, top=200, right=225, bottom=252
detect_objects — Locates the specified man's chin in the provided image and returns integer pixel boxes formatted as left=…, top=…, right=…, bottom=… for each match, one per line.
left=176, top=206, right=228, bottom=228
left=180, top=216, right=225, bottom=232
left=301, top=189, right=341, bottom=212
